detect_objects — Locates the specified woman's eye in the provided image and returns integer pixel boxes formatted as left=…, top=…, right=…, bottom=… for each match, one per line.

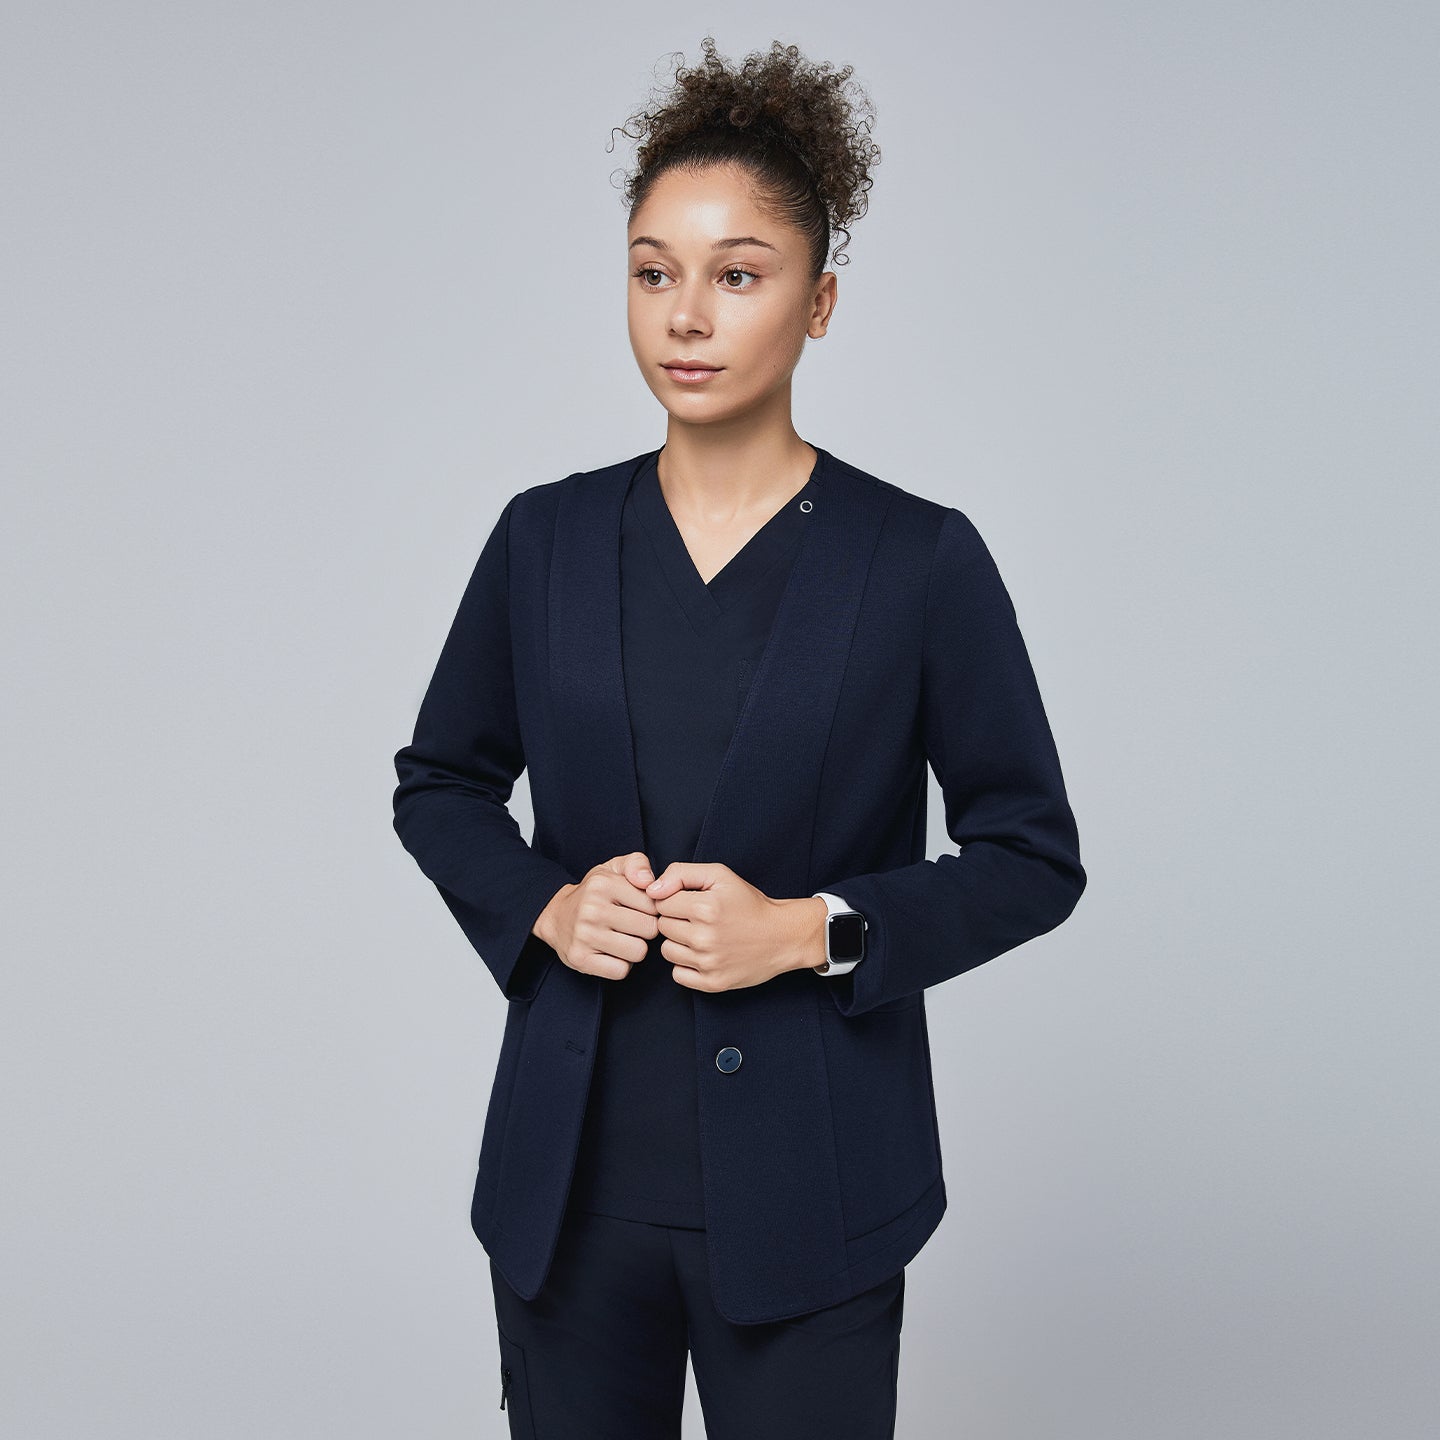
left=631, top=266, right=758, bottom=290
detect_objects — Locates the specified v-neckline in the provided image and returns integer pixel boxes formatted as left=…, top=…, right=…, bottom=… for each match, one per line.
left=630, top=446, right=824, bottom=629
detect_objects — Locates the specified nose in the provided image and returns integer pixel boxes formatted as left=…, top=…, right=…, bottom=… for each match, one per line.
left=667, top=280, right=713, bottom=337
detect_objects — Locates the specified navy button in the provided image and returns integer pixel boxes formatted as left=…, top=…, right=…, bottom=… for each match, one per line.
left=715, top=1046, right=742, bottom=1073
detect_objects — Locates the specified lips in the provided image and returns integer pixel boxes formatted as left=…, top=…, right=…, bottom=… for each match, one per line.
left=662, top=361, right=724, bottom=384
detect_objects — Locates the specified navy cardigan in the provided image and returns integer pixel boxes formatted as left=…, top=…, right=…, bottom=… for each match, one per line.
left=392, top=445, right=1086, bottom=1324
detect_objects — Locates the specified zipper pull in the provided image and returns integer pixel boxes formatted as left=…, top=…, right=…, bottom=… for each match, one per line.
left=500, top=1364, right=512, bottom=1410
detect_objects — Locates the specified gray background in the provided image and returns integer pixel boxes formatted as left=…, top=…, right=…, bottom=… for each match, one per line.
left=3, top=3, right=1435, bottom=1436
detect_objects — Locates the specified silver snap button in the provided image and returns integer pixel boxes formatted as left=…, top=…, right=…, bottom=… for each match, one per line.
left=715, top=1046, right=742, bottom=1073
left=799, top=499, right=813, bottom=512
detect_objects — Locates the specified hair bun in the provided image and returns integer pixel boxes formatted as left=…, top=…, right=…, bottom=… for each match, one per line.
left=612, top=36, right=880, bottom=272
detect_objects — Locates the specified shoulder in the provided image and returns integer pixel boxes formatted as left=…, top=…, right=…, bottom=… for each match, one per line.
left=819, top=448, right=994, bottom=568
left=821, top=448, right=946, bottom=518
left=506, top=449, right=654, bottom=528
left=817, top=450, right=1019, bottom=629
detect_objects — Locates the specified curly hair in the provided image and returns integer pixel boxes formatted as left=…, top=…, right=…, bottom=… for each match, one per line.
left=610, top=37, right=881, bottom=277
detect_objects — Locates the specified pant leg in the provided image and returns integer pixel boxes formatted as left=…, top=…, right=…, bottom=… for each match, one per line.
left=669, top=1226, right=905, bottom=1440
left=489, top=1207, right=689, bottom=1440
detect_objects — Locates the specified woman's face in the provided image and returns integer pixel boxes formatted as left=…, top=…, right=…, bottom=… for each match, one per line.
left=627, top=163, right=836, bottom=428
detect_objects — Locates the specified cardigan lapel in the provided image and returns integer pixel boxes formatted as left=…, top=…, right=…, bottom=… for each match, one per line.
left=547, top=446, right=893, bottom=896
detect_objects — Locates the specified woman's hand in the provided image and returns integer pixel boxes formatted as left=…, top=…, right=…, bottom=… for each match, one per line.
left=533, top=853, right=661, bottom=981
left=642, top=862, right=817, bottom=992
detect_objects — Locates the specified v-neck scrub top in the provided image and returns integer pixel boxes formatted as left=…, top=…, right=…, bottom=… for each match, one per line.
left=565, top=446, right=823, bottom=1229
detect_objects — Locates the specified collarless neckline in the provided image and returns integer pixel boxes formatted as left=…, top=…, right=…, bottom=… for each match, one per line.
left=630, top=446, right=824, bottom=620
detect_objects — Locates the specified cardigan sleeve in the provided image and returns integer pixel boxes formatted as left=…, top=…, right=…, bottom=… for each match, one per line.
left=391, top=493, right=578, bottom=1002
left=817, top=506, right=1086, bottom=1017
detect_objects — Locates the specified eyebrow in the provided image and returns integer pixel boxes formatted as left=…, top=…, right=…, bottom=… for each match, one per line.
left=628, top=235, right=779, bottom=254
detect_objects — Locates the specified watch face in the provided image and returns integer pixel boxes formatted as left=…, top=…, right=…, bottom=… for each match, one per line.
left=828, top=912, right=866, bottom=963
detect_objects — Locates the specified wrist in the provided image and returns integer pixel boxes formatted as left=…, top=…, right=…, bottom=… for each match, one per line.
left=783, top=895, right=830, bottom=974
left=533, top=883, right=576, bottom=949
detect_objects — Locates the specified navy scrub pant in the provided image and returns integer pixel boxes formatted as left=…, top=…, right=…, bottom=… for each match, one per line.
left=490, top=1205, right=905, bottom=1439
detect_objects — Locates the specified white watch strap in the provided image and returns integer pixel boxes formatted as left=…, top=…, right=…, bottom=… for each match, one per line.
left=812, top=890, right=863, bottom=975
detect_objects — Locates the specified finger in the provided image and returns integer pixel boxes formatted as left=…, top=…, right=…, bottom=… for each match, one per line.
left=652, top=888, right=708, bottom=922
left=625, top=855, right=656, bottom=887
left=600, top=869, right=659, bottom=916
left=583, top=955, right=633, bottom=982
left=667, top=964, right=712, bottom=992
left=577, top=927, right=650, bottom=970
left=653, top=904, right=702, bottom=945
left=602, top=894, right=662, bottom=942
left=608, top=852, right=655, bottom=887
left=654, top=929, right=700, bottom=970
left=645, top=862, right=717, bottom=898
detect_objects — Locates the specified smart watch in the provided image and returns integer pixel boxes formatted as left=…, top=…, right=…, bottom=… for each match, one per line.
left=811, top=890, right=866, bottom=976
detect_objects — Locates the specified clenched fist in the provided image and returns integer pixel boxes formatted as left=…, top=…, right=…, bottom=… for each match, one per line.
left=532, top=853, right=661, bottom=981
left=643, top=861, right=816, bottom=993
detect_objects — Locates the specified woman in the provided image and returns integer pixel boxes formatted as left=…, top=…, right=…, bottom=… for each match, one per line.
left=391, top=36, right=1086, bottom=1439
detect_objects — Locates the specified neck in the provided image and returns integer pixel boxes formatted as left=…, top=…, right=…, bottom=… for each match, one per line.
left=656, top=423, right=817, bottom=522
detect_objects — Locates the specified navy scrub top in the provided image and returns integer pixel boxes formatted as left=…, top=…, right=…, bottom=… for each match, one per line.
left=565, top=445, right=823, bottom=1228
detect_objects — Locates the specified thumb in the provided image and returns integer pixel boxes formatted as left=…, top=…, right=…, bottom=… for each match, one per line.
left=647, top=862, right=712, bottom=897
